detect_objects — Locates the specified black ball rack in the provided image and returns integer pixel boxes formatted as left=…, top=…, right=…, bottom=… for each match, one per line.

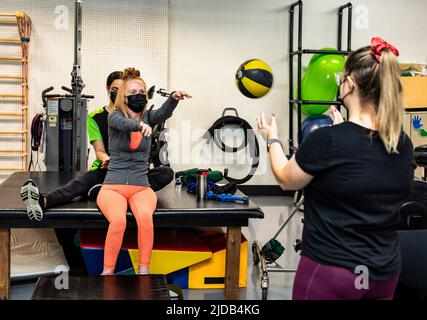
left=288, top=1, right=354, bottom=154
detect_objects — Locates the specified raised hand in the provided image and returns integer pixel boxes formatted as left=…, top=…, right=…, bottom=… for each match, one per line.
left=257, top=112, right=279, bottom=140
left=171, top=91, right=192, bottom=101
left=329, top=106, right=345, bottom=125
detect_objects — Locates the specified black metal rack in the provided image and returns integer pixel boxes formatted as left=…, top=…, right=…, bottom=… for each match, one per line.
left=288, top=1, right=353, bottom=153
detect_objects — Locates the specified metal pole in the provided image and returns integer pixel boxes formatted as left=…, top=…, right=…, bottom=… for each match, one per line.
left=74, top=0, right=82, bottom=71
left=303, top=49, right=352, bottom=55
left=345, top=4, right=353, bottom=119
left=288, top=1, right=303, bottom=154
left=272, top=195, right=304, bottom=240
left=297, top=2, right=303, bottom=145
left=337, top=5, right=344, bottom=112
left=338, top=9, right=343, bottom=51
left=71, top=0, right=86, bottom=172
left=337, top=3, right=353, bottom=114
left=338, top=3, right=353, bottom=51
left=288, top=6, right=295, bottom=153
left=347, top=4, right=352, bottom=51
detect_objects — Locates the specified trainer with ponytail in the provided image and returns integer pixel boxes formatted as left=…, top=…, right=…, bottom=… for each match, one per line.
left=97, top=67, right=191, bottom=275
left=257, top=37, right=414, bottom=300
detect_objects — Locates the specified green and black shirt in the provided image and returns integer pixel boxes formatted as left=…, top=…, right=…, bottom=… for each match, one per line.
left=87, top=106, right=109, bottom=171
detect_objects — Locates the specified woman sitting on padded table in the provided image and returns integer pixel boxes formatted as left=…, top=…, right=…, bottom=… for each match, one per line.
left=258, top=37, right=414, bottom=300
left=97, top=67, right=191, bottom=275
left=20, top=71, right=175, bottom=222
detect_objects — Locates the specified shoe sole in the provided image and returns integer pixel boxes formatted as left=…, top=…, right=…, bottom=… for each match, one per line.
left=20, top=182, right=43, bottom=221
left=87, top=183, right=102, bottom=198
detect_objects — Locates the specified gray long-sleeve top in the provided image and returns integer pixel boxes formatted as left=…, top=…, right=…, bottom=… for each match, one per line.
left=103, top=97, right=178, bottom=186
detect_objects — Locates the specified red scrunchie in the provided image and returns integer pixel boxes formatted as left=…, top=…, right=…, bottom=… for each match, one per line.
left=371, top=37, right=399, bottom=63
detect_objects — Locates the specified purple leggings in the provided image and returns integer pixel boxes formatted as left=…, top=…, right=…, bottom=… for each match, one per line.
left=292, top=255, right=399, bottom=300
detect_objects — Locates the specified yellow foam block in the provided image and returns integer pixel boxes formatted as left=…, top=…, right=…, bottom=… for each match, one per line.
left=188, top=240, right=248, bottom=289
left=128, top=249, right=212, bottom=275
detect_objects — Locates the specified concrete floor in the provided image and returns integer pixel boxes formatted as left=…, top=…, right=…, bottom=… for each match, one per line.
left=11, top=195, right=303, bottom=300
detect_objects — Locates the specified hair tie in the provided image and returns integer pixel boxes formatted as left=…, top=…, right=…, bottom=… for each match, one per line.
left=371, top=37, right=399, bottom=63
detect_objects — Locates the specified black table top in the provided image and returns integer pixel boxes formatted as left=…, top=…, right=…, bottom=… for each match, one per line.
left=31, top=275, right=170, bottom=300
left=0, top=172, right=264, bottom=228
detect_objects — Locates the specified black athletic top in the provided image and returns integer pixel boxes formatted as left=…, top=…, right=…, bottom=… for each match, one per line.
left=295, top=121, right=415, bottom=280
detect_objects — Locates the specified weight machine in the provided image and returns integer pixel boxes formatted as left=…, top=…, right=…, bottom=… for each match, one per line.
left=31, top=0, right=94, bottom=172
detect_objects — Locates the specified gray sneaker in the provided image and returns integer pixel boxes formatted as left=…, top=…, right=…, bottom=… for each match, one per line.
left=20, top=179, right=44, bottom=221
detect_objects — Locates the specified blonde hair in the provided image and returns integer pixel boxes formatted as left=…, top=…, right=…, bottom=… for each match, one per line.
left=345, top=46, right=403, bottom=154
left=377, top=50, right=403, bottom=154
left=114, top=67, right=148, bottom=118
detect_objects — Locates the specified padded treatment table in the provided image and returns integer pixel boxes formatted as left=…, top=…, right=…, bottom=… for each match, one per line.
left=0, top=172, right=264, bottom=300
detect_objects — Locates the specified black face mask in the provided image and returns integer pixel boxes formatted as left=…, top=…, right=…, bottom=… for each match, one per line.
left=110, top=91, right=117, bottom=104
left=337, top=79, right=354, bottom=109
left=127, top=93, right=147, bottom=113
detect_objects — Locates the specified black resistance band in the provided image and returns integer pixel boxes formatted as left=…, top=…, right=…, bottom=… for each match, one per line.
left=203, top=108, right=259, bottom=184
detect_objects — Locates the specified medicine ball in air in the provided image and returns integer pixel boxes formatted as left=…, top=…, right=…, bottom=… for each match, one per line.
left=235, top=59, right=273, bottom=99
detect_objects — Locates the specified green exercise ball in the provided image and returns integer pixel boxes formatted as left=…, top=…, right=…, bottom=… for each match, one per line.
left=300, top=48, right=345, bottom=115
left=236, top=59, right=273, bottom=98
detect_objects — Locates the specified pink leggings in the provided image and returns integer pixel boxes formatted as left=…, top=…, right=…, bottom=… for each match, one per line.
left=97, top=184, right=157, bottom=270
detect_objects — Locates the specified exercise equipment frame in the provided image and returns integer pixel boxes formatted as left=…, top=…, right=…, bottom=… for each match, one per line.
left=288, top=1, right=353, bottom=153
